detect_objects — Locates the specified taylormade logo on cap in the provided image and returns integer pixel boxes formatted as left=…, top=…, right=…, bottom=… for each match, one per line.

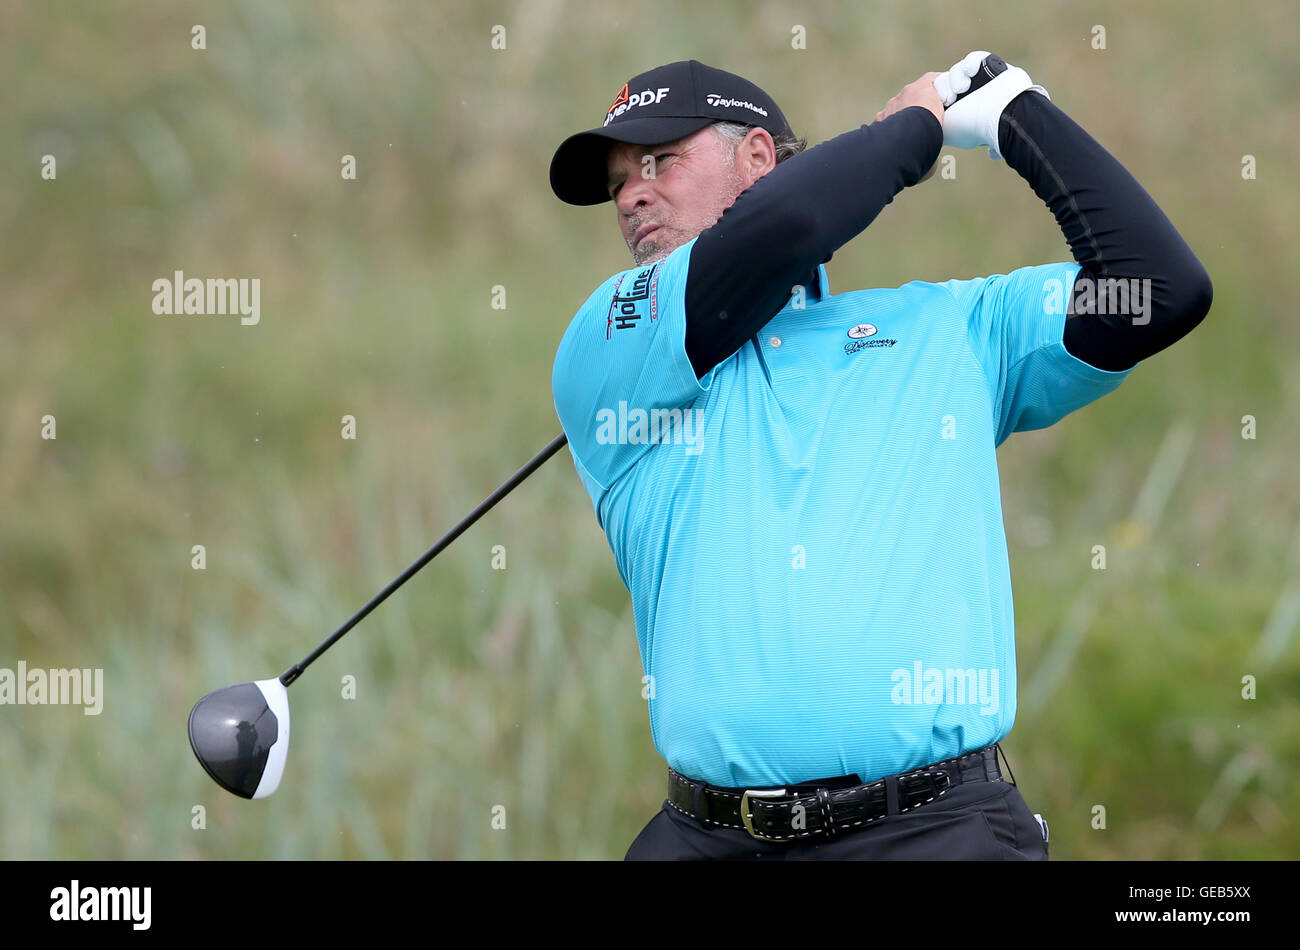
left=705, top=94, right=769, bottom=117
left=603, top=85, right=672, bottom=126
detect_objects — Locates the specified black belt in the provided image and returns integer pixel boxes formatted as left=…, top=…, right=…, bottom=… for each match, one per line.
left=667, top=744, right=1006, bottom=842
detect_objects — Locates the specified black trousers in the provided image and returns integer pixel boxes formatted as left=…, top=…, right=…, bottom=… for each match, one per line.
left=625, top=775, right=1050, bottom=860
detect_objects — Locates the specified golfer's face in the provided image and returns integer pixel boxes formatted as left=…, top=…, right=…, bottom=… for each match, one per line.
left=606, top=127, right=745, bottom=266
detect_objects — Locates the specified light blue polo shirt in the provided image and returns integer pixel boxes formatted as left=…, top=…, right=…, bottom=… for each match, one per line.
left=551, top=236, right=1132, bottom=789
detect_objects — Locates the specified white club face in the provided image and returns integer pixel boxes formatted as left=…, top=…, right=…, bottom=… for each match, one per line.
left=252, top=677, right=291, bottom=799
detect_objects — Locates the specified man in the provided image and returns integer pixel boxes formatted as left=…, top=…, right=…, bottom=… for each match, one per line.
left=548, top=55, right=1212, bottom=859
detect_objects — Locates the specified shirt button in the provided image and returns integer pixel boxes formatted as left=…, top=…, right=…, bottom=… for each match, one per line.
left=769, top=336, right=782, bottom=348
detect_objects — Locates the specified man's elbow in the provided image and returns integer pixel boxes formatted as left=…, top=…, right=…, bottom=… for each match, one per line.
left=1174, top=258, right=1214, bottom=328
left=1148, top=255, right=1213, bottom=349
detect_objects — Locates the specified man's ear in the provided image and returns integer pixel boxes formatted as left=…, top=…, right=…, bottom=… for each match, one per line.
left=739, top=127, right=777, bottom=186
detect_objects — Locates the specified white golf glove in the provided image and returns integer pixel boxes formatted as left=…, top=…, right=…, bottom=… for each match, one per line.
left=933, top=51, right=1050, bottom=159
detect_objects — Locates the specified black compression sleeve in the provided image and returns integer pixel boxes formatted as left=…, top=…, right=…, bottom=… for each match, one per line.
left=683, top=106, right=942, bottom=379
left=998, top=91, right=1213, bottom=372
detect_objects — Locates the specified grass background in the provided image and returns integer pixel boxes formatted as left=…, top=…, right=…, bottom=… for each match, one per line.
left=1, top=0, right=1296, bottom=859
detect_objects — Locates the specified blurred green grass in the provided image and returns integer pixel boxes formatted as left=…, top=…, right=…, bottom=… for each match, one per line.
left=1, top=0, right=1296, bottom=859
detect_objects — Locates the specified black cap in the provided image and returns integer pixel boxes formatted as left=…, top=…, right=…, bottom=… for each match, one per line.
left=549, top=60, right=794, bottom=206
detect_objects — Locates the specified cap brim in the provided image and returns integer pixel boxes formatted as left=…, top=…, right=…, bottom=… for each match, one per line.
left=549, top=116, right=716, bottom=206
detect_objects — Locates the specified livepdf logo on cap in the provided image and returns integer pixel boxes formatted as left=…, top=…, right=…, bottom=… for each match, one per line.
left=603, top=84, right=671, bottom=126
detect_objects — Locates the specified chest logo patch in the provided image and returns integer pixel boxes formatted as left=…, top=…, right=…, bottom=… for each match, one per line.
left=844, top=323, right=897, bottom=355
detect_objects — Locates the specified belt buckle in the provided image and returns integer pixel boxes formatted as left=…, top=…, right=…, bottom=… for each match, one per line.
left=739, top=787, right=788, bottom=840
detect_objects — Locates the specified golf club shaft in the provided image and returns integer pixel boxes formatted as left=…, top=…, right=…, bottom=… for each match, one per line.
left=278, top=432, right=570, bottom=687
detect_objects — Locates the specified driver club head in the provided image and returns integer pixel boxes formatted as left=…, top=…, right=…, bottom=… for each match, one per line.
left=188, top=677, right=291, bottom=799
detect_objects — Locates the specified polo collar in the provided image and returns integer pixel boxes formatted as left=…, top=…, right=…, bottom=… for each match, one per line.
left=793, top=263, right=830, bottom=305
left=814, top=262, right=830, bottom=301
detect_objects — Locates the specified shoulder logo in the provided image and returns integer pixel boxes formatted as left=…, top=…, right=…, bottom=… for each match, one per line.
left=847, top=323, right=877, bottom=338
left=605, top=262, right=661, bottom=339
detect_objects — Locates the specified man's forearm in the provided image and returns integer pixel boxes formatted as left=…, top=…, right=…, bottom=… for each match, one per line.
left=998, top=91, right=1213, bottom=371
left=684, top=106, right=942, bottom=379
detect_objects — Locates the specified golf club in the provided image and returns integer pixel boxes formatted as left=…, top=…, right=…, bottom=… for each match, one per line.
left=188, top=431, right=570, bottom=799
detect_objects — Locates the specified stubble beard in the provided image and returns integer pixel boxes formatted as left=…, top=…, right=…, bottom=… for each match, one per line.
left=633, top=243, right=670, bottom=266
left=629, top=220, right=675, bottom=266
